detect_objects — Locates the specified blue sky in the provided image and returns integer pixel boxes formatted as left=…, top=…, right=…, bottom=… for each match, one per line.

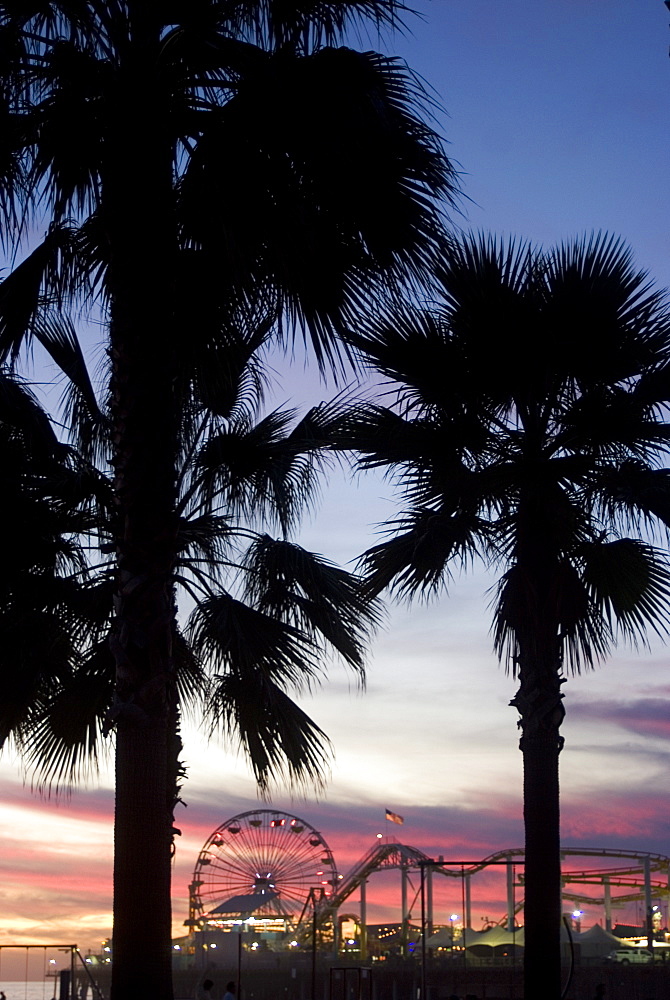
left=0, top=0, right=669, bottom=953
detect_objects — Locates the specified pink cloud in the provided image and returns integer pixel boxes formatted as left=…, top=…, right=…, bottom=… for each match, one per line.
left=570, top=697, right=670, bottom=741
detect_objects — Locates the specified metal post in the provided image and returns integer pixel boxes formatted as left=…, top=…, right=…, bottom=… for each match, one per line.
left=237, top=925, right=242, bottom=1000
left=312, top=894, right=318, bottom=1000
left=644, top=856, right=653, bottom=950
left=427, top=867, right=434, bottom=938
left=465, top=874, right=472, bottom=930
left=603, top=878, right=612, bottom=933
left=420, top=865, right=426, bottom=1000
left=360, top=880, right=368, bottom=962
left=506, top=860, right=515, bottom=933
left=401, top=863, right=409, bottom=959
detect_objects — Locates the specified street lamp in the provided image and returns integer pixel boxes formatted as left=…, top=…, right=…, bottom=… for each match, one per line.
left=307, top=886, right=326, bottom=1000
left=449, top=914, right=459, bottom=956
left=572, top=910, right=583, bottom=935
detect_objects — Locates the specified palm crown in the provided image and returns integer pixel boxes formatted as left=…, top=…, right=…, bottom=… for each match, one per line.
left=0, top=0, right=457, bottom=361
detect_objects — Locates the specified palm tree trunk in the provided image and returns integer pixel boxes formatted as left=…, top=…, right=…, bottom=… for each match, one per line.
left=513, top=655, right=565, bottom=1000
left=108, top=315, right=178, bottom=1000
left=521, top=729, right=562, bottom=999
left=103, top=11, right=180, bottom=997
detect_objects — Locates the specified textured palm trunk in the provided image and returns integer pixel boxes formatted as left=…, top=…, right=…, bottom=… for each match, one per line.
left=103, top=11, right=179, bottom=999
left=512, top=640, right=565, bottom=1000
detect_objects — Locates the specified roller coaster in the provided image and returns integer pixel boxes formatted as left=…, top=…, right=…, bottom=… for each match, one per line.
left=187, top=809, right=670, bottom=954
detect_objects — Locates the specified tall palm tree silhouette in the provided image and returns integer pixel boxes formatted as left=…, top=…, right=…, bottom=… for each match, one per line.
left=337, top=232, right=670, bottom=1000
left=0, top=4, right=457, bottom=995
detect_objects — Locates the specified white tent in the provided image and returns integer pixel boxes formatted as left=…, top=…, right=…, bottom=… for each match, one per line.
left=473, top=926, right=524, bottom=947
left=426, top=926, right=525, bottom=949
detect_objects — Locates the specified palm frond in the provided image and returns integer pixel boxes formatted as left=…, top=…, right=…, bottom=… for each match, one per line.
left=173, top=628, right=208, bottom=721
left=580, top=538, right=670, bottom=646
left=543, top=232, right=670, bottom=387
left=194, top=406, right=327, bottom=532
left=206, top=670, right=331, bottom=793
left=20, top=642, right=113, bottom=795
left=187, top=590, right=321, bottom=690
left=591, top=460, right=670, bottom=535
left=218, top=1, right=413, bottom=53
left=179, top=43, right=457, bottom=369
left=244, top=534, right=382, bottom=672
left=361, top=507, right=485, bottom=600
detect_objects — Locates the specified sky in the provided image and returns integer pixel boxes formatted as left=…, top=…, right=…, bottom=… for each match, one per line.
left=1, top=0, right=669, bottom=963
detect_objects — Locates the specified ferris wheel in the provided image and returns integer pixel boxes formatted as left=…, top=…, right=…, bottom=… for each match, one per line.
left=191, top=809, right=338, bottom=926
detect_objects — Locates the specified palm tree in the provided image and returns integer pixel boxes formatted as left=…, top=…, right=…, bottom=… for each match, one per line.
left=0, top=322, right=378, bottom=984
left=336, top=232, right=670, bottom=1000
left=2, top=307, right=380, bottom=993
left=0, top=4, right=458, bottom=996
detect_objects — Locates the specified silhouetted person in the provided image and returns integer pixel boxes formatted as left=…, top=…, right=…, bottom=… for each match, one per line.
left=224, top=981, right=236, bottom=1000
left=196, top=979, right=214, bottom=1000
left=593, top=986, right=605, bottom=1000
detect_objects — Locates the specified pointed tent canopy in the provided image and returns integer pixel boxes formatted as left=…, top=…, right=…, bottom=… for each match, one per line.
left=566, top=923, right=628, bottom=958
left=429, top=922, right=627, bottom=954
left=426, top=926, right=461, bottom=947
left=475, top=926, right=524, bottom=947
left=209, top=891, right=280, bottom=917
left=578, top=924, right=622, bottom=945
left=427, top=926, right=525, bottom=948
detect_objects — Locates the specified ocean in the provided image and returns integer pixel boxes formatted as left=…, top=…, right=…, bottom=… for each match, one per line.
left=0, top=984, right=98, bottom=1000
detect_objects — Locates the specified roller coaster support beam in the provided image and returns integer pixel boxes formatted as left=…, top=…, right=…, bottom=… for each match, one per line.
left=360, top=880, right=367, bottom=962
left=506, top=861, right=515, bottom=933
left=420, top=866, right=427, bottom=1000
left=401, top=863, right=409, bottom=958
left=427, top=867, right=434, bottom=937
left=604, top=878, right=612, bottom=932
left=465, top=873, right=472, bottom=930
left=645, top=856, right=653, bottom=950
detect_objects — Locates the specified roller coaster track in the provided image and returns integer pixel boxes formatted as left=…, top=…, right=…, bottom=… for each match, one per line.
left=306, top=843, right=670, bottom=932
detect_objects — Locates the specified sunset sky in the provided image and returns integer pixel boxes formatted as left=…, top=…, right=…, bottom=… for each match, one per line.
left=1, top=0, right=669, bottom=960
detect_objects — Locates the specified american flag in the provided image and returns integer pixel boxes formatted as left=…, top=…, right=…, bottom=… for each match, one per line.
left=385, top=808, right=404, bottom=825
